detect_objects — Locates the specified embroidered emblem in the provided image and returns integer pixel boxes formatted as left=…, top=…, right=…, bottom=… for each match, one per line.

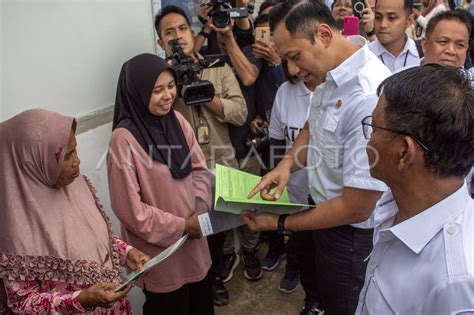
left=55, top=146, right=63, bottom=163
left=336, top=99, right=342, bottom=109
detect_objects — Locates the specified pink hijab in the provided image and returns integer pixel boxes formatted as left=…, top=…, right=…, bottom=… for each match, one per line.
left=422, top=0, right=445, bottom=16
left=0, top=109, right=121, bottom=286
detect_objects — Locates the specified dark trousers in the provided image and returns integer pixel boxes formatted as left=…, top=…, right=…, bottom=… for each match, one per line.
left=313, top=225, right=373, bottom=315
left=290, top=230, right=318, bottom=304
left=265, top=230, right=318, bottom=303
left=143, top=271, right=214, bottom=315
left=207, top=232, right=225, bottom=279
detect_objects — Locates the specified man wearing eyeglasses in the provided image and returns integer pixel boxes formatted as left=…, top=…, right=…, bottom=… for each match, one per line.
left=356, top=64, right=474, bottom=314
left=242, top=1, right=391, bottom=314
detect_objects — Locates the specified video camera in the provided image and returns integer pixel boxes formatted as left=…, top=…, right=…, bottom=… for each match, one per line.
left=208, top=0, right=249, bottom=28
left=168, top=40, right=225, bottom=106
left=246, top=123, right=269, bottom=149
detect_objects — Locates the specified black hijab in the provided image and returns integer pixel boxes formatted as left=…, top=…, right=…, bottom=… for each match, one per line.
left=113, top=53, right=191, bottom=179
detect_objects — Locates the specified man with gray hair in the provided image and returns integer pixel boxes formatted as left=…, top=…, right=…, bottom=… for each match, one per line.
left=357, top=64, right=474, bottom=314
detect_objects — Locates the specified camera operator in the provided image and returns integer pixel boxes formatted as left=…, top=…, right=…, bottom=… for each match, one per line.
left=195, top=0, right=254, bottom=54
left=155, top=5, right=247, bottom=307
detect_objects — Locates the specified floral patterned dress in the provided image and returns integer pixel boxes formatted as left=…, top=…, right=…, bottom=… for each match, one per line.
left=3, top=236, right=133, bottom=314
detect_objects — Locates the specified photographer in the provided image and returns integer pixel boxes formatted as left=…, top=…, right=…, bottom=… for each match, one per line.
left=331, top=0, right=376, bottom=41
left=155, top=5, right=247, bottom=307
left=251, top=10, right=286, bottom=175
left=195, top=0, right=254, bottom=54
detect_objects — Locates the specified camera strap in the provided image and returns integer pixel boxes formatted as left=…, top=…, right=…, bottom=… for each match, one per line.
left=195, top=106, right=210, bottom=145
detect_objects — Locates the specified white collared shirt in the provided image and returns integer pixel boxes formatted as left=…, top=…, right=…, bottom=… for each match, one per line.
left=368, top=37, right=420, bottom=73
left=307, top=36, right=391, bottom=229
left=356, top=184, right=474, bottom=314
left=269, top=80, right=312, bottom=204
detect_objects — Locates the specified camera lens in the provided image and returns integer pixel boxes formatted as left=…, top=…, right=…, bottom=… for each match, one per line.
left=354, top=1, right=365, bottom=13
left=212, top=10, right=230, bottom=28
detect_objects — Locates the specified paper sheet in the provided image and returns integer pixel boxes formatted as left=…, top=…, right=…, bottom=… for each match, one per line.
left=214, top=164, right=309, bottom=214
left=114, top=234, right=188, bottom=292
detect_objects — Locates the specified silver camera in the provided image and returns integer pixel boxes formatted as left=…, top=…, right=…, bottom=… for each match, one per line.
left=353, top=1, right=365, bottom=18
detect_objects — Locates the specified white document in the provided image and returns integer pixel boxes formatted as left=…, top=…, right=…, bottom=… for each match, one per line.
left=198, top=211, right=246, bottom=236
left=114, top=234, right=188, bottom=292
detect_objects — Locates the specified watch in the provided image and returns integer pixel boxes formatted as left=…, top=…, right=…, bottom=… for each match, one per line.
left=366, top=30, right=376, bottom=37
left=199, top=30, right=210, bottom=39
left=277, top=214, right=292, bottom=236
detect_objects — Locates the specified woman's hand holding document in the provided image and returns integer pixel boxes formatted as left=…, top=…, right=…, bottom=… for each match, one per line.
left=115, top=235, right=188, bottom=292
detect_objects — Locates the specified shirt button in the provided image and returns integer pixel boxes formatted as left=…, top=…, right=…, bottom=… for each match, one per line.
left=368, top=266, right=374, bottom=273
left=447, top=226, right=457, bottom=234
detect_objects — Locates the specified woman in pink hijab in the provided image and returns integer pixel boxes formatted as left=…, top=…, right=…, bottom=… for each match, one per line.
left=413, top=0, right=447, bottom=37
left=0, top=109, right=149, bottom=314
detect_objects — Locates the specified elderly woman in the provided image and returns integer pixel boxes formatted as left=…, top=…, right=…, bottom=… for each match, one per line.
left=107, top=54, right=213, bottom=314
left=0, top=109, right=149, bottom=314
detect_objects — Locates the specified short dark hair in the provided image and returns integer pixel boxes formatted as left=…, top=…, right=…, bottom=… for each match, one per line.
left=426, top=9, right=472, bottom=39
left=269, top=2, right=294, bottom=32
left=377, top=64, right=474, bottom=178
left=258, top=0, right=277, bottom=17
left=269, top=1, right=337, bottom=43
left=375, top=0, right=414, bottom=15
left=154, top=5, right=191, bottom=39
left=254, top=13, right=269, bottom=28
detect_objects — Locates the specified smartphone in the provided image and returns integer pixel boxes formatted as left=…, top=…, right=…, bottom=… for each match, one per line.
left=343, top=16, right=359, bottom=36
left=255, top=26, right=270, bottom=42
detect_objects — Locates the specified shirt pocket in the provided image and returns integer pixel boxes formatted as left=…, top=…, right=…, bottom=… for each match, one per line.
left=319, top=111, right=343, bottom=170
left=364, top=277, right=394, bottom=314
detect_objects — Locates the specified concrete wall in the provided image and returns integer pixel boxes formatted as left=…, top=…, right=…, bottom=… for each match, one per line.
left=1, top=0, right=157, bottom=122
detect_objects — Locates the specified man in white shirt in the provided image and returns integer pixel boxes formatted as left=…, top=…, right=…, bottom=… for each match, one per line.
left=369, top=0, right=420, bottom=72
left=243, top=2, right=391, bottom=314
left=356, top=64, right=474, bottom=314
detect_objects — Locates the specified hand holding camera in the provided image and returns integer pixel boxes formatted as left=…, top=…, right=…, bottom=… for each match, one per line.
left=246, top=121, right=269, bottom=149
left=359, top=0, right=375, bottom=34
left=200, top=0, right=248, bottom=29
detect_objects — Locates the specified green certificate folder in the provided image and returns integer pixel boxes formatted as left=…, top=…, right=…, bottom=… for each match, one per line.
left=214, top=164, right=309, bottom=215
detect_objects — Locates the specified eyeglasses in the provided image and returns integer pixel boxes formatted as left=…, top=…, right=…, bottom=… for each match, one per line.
left=361, top=116, right=430, bottom=151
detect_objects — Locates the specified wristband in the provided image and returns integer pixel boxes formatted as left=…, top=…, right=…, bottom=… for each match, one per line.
left=199, top=30, right=210, bottom=39
left=277, top=214, right=292, bottom=236
left=366, top=30, right=376, bottom=37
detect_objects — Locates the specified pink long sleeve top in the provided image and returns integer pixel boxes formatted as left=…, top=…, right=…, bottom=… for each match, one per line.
left=107, top=111, right=212, bottom=293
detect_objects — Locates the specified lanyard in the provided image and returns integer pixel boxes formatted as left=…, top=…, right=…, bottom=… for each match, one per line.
left=380, top=51, right=409, bottom=68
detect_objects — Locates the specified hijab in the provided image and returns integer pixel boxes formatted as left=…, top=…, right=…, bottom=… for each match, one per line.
left=422, top=0, right=445, bottom=16
left=112, top=53, right=191, bottom=179
left=0, top=109, right=121, bottom=285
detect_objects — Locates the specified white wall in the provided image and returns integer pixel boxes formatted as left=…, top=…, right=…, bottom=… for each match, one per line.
left=1, top=0, right=157, bottom=121
left=76, top=123, right=146, bottom=313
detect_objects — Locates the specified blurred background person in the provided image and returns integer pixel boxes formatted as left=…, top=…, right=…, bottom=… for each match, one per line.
left=369, top=0, right=420, bottom=73
left=413, top=0, right=447, bottom=39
